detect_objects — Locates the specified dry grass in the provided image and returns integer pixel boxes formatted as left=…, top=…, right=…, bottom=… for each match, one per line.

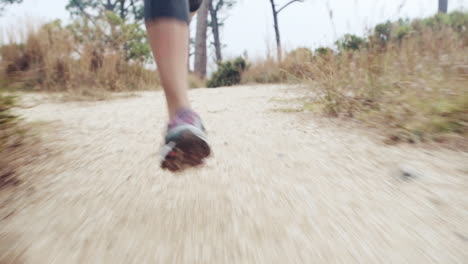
left=0, top=18, right=160, bottom=93
left=243, top=12, right=468, bottom=146
left=188, top=73, right=206, bottom=89
left=241, top=49, right=313, bottom=84
left=0, top=94, right=19, bottom=151
left=0, top=94, right=25, bottom=189
left=242, top=56, right=284, bottom=84
left=309, top=27, right=467, bottom=144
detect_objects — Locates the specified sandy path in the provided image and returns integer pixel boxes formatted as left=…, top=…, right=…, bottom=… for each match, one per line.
left=1, top=85, right=467, bottom=263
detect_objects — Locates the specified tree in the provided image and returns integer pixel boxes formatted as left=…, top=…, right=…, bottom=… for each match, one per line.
left=65, top=0, right=150, bottom=64
left=0, top=0, right=22, bottom=13
left=438, top=0, right=448, bottom=13
left=194, top=0, right=210, bottom=78
left=66, top=0, right=144, bottom=21
left=268, top=0, right=305, bottom=61
left=208, top=0, right=235, bottom=63
left=65, top=1, right=151, bottom=64
left=67, top=12, right=151, bottom=63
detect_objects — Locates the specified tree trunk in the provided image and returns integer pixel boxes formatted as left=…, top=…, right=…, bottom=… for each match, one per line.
left=119, top=0, right=126, bottom=19
left=269, top=0, right=282, bottom=61
left=104, top=0, right=115, bottom=11
left=209, top=1, right=223, bottom=63
left=194, top=0, right=210, bottom=78
left=438, top=0, right=448, bottom=13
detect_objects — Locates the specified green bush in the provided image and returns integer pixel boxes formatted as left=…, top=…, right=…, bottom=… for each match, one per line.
left=447, top=11, right=468, bottom=32
left=315, top=47, right=333, bottom=56
left=422, top=13, right=452, bottom=28
left=374, top=21, right=393, bottom=45
left=335, top=34, right=367, bottom=51
left=395, top=24, right=412, bottom=40
left=374, top=11, right=468, bottom=47
left=207, top=57, right=247, bottom=88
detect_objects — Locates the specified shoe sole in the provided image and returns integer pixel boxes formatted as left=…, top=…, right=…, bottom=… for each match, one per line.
left=161, top=130, right=211, bottom=172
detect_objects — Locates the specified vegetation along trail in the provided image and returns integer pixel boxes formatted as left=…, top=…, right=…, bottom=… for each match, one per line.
left=1, top=85, right=467, bottom=263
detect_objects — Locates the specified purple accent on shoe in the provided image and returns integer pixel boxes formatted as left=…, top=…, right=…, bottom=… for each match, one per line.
left=168, top=108, right=202, bottom=130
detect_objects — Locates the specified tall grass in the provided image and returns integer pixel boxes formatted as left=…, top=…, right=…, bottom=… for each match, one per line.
left=244, top=11, right=468, bottom=144
left=314, top=29, right=466, bottom=141
left=242, top=56, right=284, bottom=84
left=0, top=16, right=159, bottom=93
left=0, top=94, right=16, bottom=138
left=0, top=94, right=20, bottom=186
left=241, top=48, right=314, bottom=84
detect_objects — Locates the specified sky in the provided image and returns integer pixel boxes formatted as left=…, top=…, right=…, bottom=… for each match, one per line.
left=1, top=0, right=467, bottom=66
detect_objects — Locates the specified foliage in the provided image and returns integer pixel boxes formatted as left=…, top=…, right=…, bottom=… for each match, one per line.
left=67, top=11, right=151, bottom=62
left=395, top=20, right=412, bottom=40
left=315, top=47, right=333, bottom=56
left=372, top=12, right=468, bottom=48
left=64, top=0, right=150, bottom=71
left=335, top=34, right=366, bottom=51
left=0, top=15, right=158, bottom=92
left=418, top=11, right=468, bottom=32
left=66, top=0, right=144, bottom=21
left=0, top=0, right=21, bottom=13
left=310, top=11, right=468, bottom=143
left=373, top=21, right=392, bottom=45
left=243, top=11, right=468, bottom=144
left=207, top=57, right=247, bottom=87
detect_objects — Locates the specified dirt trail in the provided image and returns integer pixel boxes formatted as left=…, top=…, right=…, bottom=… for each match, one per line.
left=1, top=85, right=467, bottom=263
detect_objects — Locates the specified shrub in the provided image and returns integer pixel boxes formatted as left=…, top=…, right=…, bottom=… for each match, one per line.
left=207, top=57, right=247, bottom=88
left=335, top=34, right=367, bottom=51
left=307, top=12, right=468, bottom=143
left=447, top=11, right=468, bottom=32
left=374, top=21, right=393, bottom=45
left=243, top=11, right=468, bottom=145
left=315, top=47, right=333, bottom=56
left=0, top=14, right=159, bottom=92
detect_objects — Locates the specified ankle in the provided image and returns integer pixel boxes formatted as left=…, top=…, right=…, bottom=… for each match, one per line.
left=169, top=106, right=192, bottom=120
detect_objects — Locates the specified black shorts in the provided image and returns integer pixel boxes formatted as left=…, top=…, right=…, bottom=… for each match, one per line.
left=144, top=0, right=204, bottom=24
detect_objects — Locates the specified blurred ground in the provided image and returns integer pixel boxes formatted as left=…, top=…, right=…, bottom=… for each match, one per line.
left=1, top=85, right=467, bottom=263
